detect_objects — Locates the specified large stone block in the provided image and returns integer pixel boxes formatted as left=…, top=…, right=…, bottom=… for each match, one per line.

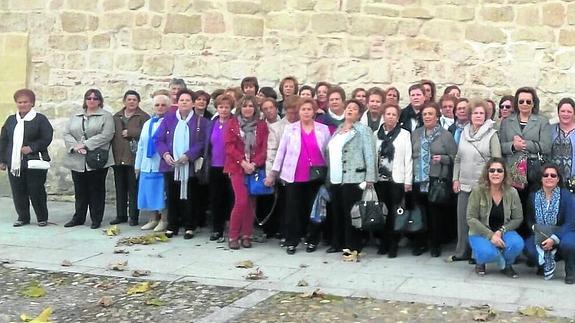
left=161, top=34, right=186, bottom=49
left=402, top=7, right=433, bottom=19
left=421, top=20, right=463, bottom=40
left=128, top=0, right=145, bottom=10
left=559, top=28, right=575, bottom=46
left=349, top=15, right=398, bottom=35
left=115, top=52, right=143, bottom=71
left=311, top=13, right=347, bottom=33
left=65, top=0, right=97, bottom=11
left=516, top=5, right=540, bottom=26
left=555, top=50, right=575, bottom=69
left=435, top=6, right=475, bottom=21
left=481, top=6, right=514, bottom=22
left=568, top=3, right=575, bottom=25
left=202, top=11, right=225, bottom=33
left=65, top=52, right=86, bottom=70
left=294, top=0, right=316, bottom=10
left=132, top=28, right=162, bottom=49
left=9, top=0, right=44, bottom=10
left=227, top=0, right=260, bottom=14
left=363, top=4, right=400, bottom=17
left=143, top=55, right=174, bottom=76
left=542, top=2, right=565, bottom=27
left=465, top=24, right=506, bottom=43
left=62, top=35, right=89, bottom=50
left=164, top=14, right=202, bottom=34
left=0, top=13, right=28, bottom=32
left=233, top=15, right=264, bottom=36
left=103, top=0, right=125, bottom=11
left=61, top=12, right=88, bottom=32
left=101, top=12, right=134, bottom=30
left=149, top=0, right=165, bottom=12
left=398, top=19, right=423, bottom=37
left=89, top=51, right=114, bottom=70
left=92, top=33, right=111, bottom=48
left=511, top=27, right=555, bottom=42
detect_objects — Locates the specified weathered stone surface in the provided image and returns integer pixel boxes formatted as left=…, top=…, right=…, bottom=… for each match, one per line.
left=559, top=28, right=575, bottom=46
left=233, top=15, right=264, bottom=37
left=397, top=19, right=423, bottom=37
left=62, top=35, right=88, bottom=50
left=65, top=0, right=97, bottom=11
left=542, top=2, right=565, bottom=27
left=103, top=0, right=125, bottom=11
left=128, top=0, right=145, bottom=10
left=61, top=12, right=89, bottom=32
left=349, top=15, right=397, bottom=35
left=89, top=50, right=114, bottom=70
left=132, top=28, right=162, bottom=49
left=435, top=6, right=475, bottom=21
left=363, top=4, right=400, bottom=17
left=311, top=13, right=347, bottom=33
left=568, top=3, right=575, bottom=25
left=142, top=55, right=174, bottom=76
left=135, top=12, right=148, bottom=26
left=149, top=0, right=165, bottom=12
left=164, top=14, right=201, bottom=34
left=227, top=0, right=260, bottom=14
left=115, top=52, right=143, bottom=71
left=202, top=11, right=225, bottom=33
left=92, top=33, right=111, bottom=48
left=481, top=6, right=514, bottom=22
left=294, top=0, right=316, bottom=10
left=465, top=24, right=506, bottom=43
left=9, top=0, right=44, bottom=10
left=402, top=7, right=433, bottom=19
left=511, top=27, right=555, bottom=42
left=516, top=5, right=540, bottom=26
left=0, top=13, right=28, bottom=32
left=421, top=20, right=463, bottom=41
left=101, top=12, right=134, bottom=30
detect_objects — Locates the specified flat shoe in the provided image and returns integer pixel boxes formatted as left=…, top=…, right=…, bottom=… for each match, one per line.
left=90, top=223, right=101, bottom=229
left=184, top=230, right=194, bottom=240
left=13, top=220, right=29, bottom=227
left=210, top=232, right=222, bottom=241
left=64, top=220, right=81, bottom=228
left=447, top=255, right=469, bottom=262
left=475, top=264, right=486, bottom=276
left=306, top=244, right=317, bottom=253
left=501, top=266, right=518, bottom=279
left=165, top=230, right=178, bottom=238
left=286, top=246, right=296, bottom=255
left=326, top=247, right=341, bottom=254
left=37, top=221, right=48, bottom=227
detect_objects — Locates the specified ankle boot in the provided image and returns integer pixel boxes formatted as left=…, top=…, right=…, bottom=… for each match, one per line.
left=565, top=255, right=575, bottom=284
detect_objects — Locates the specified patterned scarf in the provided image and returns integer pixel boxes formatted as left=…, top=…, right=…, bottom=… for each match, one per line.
left=238, top=115, right=257, bottom=159
left=415, top=125, right=441, bottom=189
left=534, top=187, right=560, bottom=279
left=377, top=123, right=401, bottom=179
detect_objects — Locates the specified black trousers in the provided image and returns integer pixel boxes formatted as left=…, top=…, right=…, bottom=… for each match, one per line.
left=209, top=167, right=233, bottom=235
left=412, top=182, right=445, bottom=249
left=71, top=168, right=109, bottom=225
left=113, top=165, right=139, bottom=220
left=374, top=181, right=405, bottom=251
left=330, top=183, right=364, bottom=252
left=284, top=180, right=321, bottom=247
left=197, top=182, right=210, bottom=227
left=165, top=173, right=199, bottom=232
left=8, top=168, right=49, bottom=223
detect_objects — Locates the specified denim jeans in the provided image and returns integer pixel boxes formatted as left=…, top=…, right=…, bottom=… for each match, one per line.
left=469, top=231, right=524, bottom=265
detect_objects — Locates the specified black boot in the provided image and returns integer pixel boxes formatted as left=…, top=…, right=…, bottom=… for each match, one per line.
left=129, top=217, right=139, bottom=226
left=565, top=255, right=575, bottom=284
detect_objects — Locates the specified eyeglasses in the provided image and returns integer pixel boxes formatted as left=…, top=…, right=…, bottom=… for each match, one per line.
left=542, top=173, right=558, bottom=178
left=518, top=100, right=533, bottom=105
left=500, top=104, right=512, bottom=110
left=488, top=168, right=504, bottom=174
left=86, top=97, right=100, bottom=101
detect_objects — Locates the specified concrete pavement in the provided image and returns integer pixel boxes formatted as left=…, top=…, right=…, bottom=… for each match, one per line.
left=0, top=197, right=573, bottom=318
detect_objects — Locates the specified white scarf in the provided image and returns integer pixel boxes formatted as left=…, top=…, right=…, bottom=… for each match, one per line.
left=173, top=110, right=193, bottom=199
left=329, top=109, right=345, bottom=121
left=11, top=109, right=37, bottom=177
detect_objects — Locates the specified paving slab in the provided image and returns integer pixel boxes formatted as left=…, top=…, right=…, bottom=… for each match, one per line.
left=1, top=197, right=574, bottom=318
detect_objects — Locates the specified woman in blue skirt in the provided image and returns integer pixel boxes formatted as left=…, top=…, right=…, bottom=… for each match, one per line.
left=135, top=93, right=170, bottom=231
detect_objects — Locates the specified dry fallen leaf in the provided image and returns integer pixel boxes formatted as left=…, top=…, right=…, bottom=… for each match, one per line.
left=297, top=279, right=309, bottom=287
left=20, top=307, right=52, bottom=322
left=107, top=260, right=128, bottom=271
left=20, top=281, right=46, bottom=298
left=235, top=260, right=254, bottom=269
left=98, top=296, right=113, bottom=307
left=127, top=282, right=152, bottom=295
left=519, top=306, right=546, bottom=317
left=245, top=267, right=266, bottom=280
left=105, top=225, right=120, bottom=236
left=60, top=260, right=73, bottom=267
left=145, top=298, right=165, bottom=306
left=131, top=270, right=151, bottom=277
left=342, top=249, right=361, bottom=262
left=472, top=305, right=497, bottom=322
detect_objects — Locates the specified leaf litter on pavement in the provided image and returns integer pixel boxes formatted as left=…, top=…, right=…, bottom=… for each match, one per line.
left=235, top=260, right=254, bottom=268
left=20, top=281, right=46, bottom=298
left=105, top=225, right=120, bottom=236
left=116, top=233, right=169, bottom=246
left=20, top=307, right=52, bottom=323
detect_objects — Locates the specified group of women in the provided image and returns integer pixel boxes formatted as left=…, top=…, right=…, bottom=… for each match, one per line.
left=1, top=77, right=574, bottom=285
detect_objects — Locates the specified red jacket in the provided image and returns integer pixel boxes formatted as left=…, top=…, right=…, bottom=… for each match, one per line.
left=224, top=118, right=268, bottom=175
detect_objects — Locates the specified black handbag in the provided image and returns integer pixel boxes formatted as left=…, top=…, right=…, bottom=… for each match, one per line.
left=82, top=118, right=109, bottom=169
left=428, top=177, right=451, bottom=204
left=350, top=188, right=387, bottom=231
left=393, top=197, right=426, bottom=233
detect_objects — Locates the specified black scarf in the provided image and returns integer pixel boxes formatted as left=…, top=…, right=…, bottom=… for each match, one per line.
left=401, top=105, right=423, bottom=130
left=377, top=124, right=401, bottom=178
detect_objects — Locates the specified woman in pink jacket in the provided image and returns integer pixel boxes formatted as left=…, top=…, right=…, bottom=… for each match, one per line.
left=269, top=98, right=331, bottom=255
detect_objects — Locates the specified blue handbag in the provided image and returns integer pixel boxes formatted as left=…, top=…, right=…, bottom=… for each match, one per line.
left=245, top=168, right=274, bottom=196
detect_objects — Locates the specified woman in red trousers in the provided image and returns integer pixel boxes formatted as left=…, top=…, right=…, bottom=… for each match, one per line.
left=224, top=95, right=268, bottom=250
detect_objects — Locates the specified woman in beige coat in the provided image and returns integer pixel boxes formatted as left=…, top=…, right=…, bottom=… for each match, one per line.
left=62, top=89, right=115, bottom=229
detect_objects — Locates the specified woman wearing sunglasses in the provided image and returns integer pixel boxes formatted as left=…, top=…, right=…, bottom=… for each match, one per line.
left=495, top=95, right=514, bottom=131
left=467, top=158, right=524, bottom=278
left=550, top=98, right=575, bottom=186
left=499, top=87, right=552, bottom=237
left=524, top=164, right=575, bottom=283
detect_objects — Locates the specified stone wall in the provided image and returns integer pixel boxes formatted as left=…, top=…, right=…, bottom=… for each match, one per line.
left=1, top=0, right=575, bottom=195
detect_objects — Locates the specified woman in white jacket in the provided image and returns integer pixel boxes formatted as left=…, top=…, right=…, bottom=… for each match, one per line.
left=449, top=100, right=501, bottom=262
left=374, top=103, right=413, bottom=258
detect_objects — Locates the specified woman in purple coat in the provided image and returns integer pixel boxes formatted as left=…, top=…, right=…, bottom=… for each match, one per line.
left=155, top=89, right=208, bottom=239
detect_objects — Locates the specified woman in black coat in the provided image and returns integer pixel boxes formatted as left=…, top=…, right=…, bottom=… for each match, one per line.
left=0, top=89, right=53, bottom=227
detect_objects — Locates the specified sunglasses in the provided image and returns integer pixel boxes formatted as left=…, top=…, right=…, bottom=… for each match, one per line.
left=542, top=173, right=558, bottom=178
left=86, top=97, right=100, bottom=101
left=518, top=100, right=533, bottom=105
left=489, top=168, right=504, bottom=174
left=500, top=104, right=512, bottom=110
